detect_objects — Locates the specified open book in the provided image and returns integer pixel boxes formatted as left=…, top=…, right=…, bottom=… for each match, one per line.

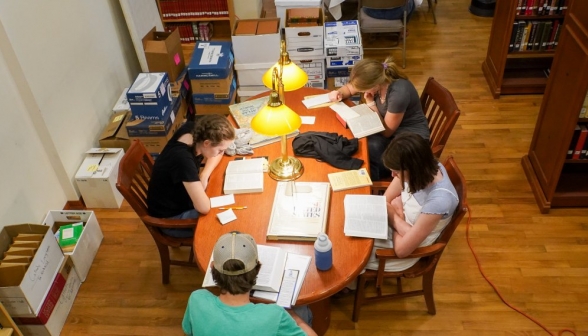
left=328, top=168, right=373, bottom=192
left=229, top=96, right=299, bottom=148
left=267, top=182, right=331, bottom=241
left=330, top=102, right=385, bottom=138
left=202, top=244, right=287, bottom=293
left=223, top=158, right=264, bottom=194
left=343, top=194, right=388, bottom=239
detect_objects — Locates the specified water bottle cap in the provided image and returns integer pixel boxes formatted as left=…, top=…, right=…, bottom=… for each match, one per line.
left=316, top=233, right=329, bottom=247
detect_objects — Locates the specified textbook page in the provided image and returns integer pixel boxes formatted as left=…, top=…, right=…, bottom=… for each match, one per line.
left=344, top=194, right=388, bottom=239
left=223, top=158, right=264, bottom=194
left=346, top=104, right=385, bottom=138
left=302, top=94, right=331, bottom=108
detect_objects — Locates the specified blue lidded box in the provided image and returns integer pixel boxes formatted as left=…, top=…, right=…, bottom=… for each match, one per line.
left=127, top=72, right=172, bottom=120
left=192, top=78, right=237, bottom=104
left=188, top=41, right=234, bottom=79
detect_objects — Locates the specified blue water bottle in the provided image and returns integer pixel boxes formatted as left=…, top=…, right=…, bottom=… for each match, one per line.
left=314, top=233, right=333, bottom=271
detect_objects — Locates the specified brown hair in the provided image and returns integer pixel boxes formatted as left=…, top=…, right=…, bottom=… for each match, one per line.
left=211, top=259, right=262, bottom=295
left=349, top=56, right=408, bottom=91
left=192, top=114, right=235, bottom=146
left=382, top=133, right=438, bottom=193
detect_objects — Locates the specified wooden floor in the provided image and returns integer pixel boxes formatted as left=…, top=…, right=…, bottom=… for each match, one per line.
left=60, top=0, right=588, bottom=335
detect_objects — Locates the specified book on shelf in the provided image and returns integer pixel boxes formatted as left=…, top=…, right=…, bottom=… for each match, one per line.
left=329, top=102, right=385, bottom=138
left=509, top=21, right=520, bottom=52
left=229, top=96, right=300, bottom=148
left=202, top=244, right=287, bottom=293
left=567, top=125, right=581, bottom=159
left=267, top=181, right=331, bottom=241
left=579, top=92, right=588, bottom=118
left=513, top=21, right=526, bottom=52
left=343, top=194, right=388, bottom=239
left=572, top=124, right=588, bottom=160
left=328, top=168, right=373, bottom=192
left=539, top=21, right=552, bottom=51
left=223, top=157, right=264, bottom=194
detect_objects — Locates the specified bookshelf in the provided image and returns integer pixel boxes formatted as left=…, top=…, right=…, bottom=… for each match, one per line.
left=482, top=0, right=569, bottom=98
left=521, top=0, right=588, bottom=213
left=155, top=0, right=235, bottom=46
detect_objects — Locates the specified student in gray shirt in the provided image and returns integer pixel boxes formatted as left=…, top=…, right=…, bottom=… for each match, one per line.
left=328, top=57, right=430, bottom=181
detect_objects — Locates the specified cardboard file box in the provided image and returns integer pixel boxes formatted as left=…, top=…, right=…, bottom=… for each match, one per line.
left=305, top=79, right=326, bottom=89
left=235, top=62, right=275, bottom=87
left=285, top=8, right=324, bottom=57
left=16, top=257, right=82, bottom=336
left=191, top=68, right=234, bottom=94
left=291, top=56, right=326, bottom=80
left=127, top=90, right=186, bottom=136
left=188, top=41, right=234, bottom=79
left=127, top=72, right=173, bottom=120
left=42, top=211, right=103, bottom=282
left=237, top=86, right=267, bottom=103
left=275, top=0, right=323, bottom=28
left=326, top=54, right=363, bottom=68
left=232, top=18, right=281, bottom=64
left=324, top=20, right=363, bottom=57
left=170, top=68, right=189, bottom=98
left=192, top=78, right=237, bottom=104
left=75, top=148, right=125, bottom=209
left=194, top=90, right=236, bottom=115
left=142, top=27, right=186, bottom=82
left=112, top=88, right=130, bottom=113
left=0, top=224, right=65, bottom=318
left=98, top=111, right=131, bottom=151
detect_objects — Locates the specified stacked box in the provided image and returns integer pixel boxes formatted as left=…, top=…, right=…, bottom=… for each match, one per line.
left=292, top=55, right=326, bottom=89
left=231, top=18, right=281, bottom=102
left=127, top=72, right=173, bottom=121
left=188, top=41, right=236, bottom=115
left=285, top=8, right=325, bottom=58
left=75, top=148, right=125, bottom=209
left=275, top=0, right=323, bottom=29
left=324, top=20, right=364, bottom=92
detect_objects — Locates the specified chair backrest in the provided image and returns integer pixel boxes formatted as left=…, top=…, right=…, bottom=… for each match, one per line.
left=116, top=139, right=154, bottom=218
left=421, top=77, right=461, bottom=158
left=436, top=156, right=467, bottom=246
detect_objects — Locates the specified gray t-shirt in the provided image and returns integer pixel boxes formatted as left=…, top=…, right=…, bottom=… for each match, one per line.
left=375, top=78, right=430, bottom=140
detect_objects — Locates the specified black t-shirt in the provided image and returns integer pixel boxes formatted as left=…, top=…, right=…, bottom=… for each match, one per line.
left=147, top=121, right=204, bottom=218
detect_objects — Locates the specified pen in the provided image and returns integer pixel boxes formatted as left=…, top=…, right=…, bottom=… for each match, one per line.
left=219, top=206, right=248, bottom=210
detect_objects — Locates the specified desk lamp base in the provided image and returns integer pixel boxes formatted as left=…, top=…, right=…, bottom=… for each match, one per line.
left=269, top=156, right=304, bottom=181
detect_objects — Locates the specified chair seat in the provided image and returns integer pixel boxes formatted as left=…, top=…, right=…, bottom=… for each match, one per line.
left=360, top=8, right=404, bottom=31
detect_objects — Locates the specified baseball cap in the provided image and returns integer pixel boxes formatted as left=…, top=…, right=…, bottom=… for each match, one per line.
left=213, top=231, right=258, bottom=275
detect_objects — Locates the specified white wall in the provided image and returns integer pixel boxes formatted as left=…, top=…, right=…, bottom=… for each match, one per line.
left=0, top=0, right=140, bottom=227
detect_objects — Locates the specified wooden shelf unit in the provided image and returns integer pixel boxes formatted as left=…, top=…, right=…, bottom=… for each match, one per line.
left=522, top=0, right=588, bottom=213
left=482, top=0, right=568, bottom=98
left=156, top=0, right=235, bottom=44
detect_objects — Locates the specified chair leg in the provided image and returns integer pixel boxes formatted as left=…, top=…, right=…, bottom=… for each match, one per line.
left=428, top=0, right=437, bottom=24
left=189, top=246, right=195, bottom=263
left=422, top=271, right=436, bottom=314
left=352, top=275, right=368, bottom=322
left=156, top=243, right=171, bottom=284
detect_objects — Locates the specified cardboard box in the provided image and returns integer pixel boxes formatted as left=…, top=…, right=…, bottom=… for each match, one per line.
left=285, top=7, right=324, bottom=57
left=98, top=111, right=131, bottom=151
left=188, top=41, right=234, bottom=79
left=326, top=54, right=363, bottom=68
left=127, top=72, right=173, bottom=120
left=194, top=90, right=236, bottom=115
left=13, top=257, right=74, bottom=325
left=74, top=148, right=125, bottom=209
left=142, top=27, right=186, bottom=82
left=235, top=62, right=275, bottom=87
left=126, top=95, right=185, bottom=137
left=324, top=20, right=363, bottom=57
left=170, top=68, right=189, bottom=97
left=326, top=66, right=352, bottom=78
left=191, top=68, right=234, bottom=94
left=275, top=0, right=322, bottom=28
left=237, top=86, right=267, bottom=102
left=0, top=224, right=64, bottom=318
left=305, top=79, right=326, bottom=89
left=232, top=18, right=281, bottom=64
left=326, top=76, right=350, bottom=90
left=287, top=7, right=321, bottom=23
left=129, top=96, right=188, bottom=154
left=17, top=258, right=82, bottom=336
left=42, top=211, right=103, bottom=282
left=112, top=88, right=130, bottom=113
left=291, top=56, right=326, bottom=80
left=192, top=78, right=237, bottom=104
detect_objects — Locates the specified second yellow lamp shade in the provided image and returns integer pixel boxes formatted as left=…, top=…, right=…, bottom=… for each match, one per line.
left=262, top=61, right=309, bottom=92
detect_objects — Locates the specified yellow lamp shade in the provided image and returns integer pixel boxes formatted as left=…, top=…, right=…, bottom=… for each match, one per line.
left=251, top=103, right=302, bottom=136
left=262, top=61, right=309, bottom=91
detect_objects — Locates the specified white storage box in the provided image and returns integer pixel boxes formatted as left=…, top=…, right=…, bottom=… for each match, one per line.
left=284, top=8, right=324, bottom=58
left=292, top=56, right=326, bottom=80
left=305, top=79, right=326, bottom=89
left=17, top=260, right=82, bottom=336
left=75, top=148, right=124, bottom=209
left=232, top=18, right=281, bottom=64
left=237, top=86, right=268, bottom=102
left=235, top=62, right=275, bottom=87
left=324, top=20, right=363, bottom=57
left=275, top=0, right=323, bottom=28
left=326, top=54, right=363, bottom=68
left=0, top=224, right=65, bottom=318
left=42, top=210, right=103, bottom=282
left=112, top=88, right=130, bottom=113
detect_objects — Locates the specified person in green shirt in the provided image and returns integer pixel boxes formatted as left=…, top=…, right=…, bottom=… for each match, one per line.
left=182, top=232, right=316, bottom=336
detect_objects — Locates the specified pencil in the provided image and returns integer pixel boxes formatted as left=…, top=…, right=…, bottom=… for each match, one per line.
left=219, top=206, right=247, bottom=210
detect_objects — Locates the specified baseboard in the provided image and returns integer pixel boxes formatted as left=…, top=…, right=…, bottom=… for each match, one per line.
left=63, top=198, right=86, bottom=210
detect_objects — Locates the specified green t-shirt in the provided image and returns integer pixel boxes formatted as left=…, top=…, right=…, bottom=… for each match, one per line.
left=182, top=289, right=306, bottom=336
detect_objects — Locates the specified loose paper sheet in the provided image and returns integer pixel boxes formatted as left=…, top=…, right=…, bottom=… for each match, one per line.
left=210, top=194, right=235, bottom=208
left=216, top=209, right=237, bottom=225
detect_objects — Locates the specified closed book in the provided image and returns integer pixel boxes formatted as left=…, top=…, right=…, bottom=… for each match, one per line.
left=567, top=125, right=581, bottom=159
left=533, top=21, right=546, bottom=50
left=572, top=125, right=588, bottom=159
left=520, top=22, right=532, bottom=51
left=328, top=168, right=373, bottom=192
left=509, top=21, right=520, bottom=52
left=526, top=21, right=539, bottom=50
left=539, top=21, right=552, bottom=51
left=223, top=158, right=264, bottom=194
left=514, top=21, right=527, bottom=51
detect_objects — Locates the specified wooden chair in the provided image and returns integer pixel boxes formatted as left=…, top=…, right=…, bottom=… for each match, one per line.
left=353, top=155, right=468, bottom=322
left=371, top=77, right=461, bottom=195
left=358, top=0, right=409, bottom=68
left=116, top=139, right=197, bottom=284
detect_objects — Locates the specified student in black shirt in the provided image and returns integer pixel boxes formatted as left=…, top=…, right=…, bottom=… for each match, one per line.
left=147, top=115, right=235, bottom=237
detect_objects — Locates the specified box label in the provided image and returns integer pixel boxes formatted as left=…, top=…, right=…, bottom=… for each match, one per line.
left=200, top=45, right=222, bottom=65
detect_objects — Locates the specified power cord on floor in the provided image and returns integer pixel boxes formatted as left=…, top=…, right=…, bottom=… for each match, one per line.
left=464, top=203, right=577, bottom=336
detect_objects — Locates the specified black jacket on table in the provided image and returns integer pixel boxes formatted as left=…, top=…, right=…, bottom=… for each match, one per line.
left=292, top=131, right=364, bottom=170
